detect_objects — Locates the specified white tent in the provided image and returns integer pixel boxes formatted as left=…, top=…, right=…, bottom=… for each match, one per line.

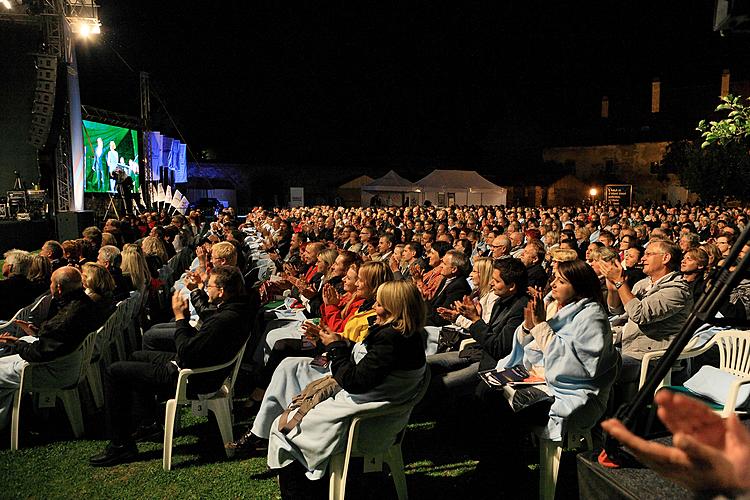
left=360, top=170, right=418, bottom=206
left=414, top=169, right=507, bottom=206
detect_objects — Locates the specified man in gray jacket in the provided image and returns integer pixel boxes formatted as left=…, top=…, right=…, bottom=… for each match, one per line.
left=601, top=239, right=692, bottom=387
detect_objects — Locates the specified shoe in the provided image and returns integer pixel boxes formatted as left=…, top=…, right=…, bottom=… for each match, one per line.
left=131, top=422, right=163, bottom=442
left=225, top=429, right=267, bottom=457
left=89, top=442, right=138, bottom=467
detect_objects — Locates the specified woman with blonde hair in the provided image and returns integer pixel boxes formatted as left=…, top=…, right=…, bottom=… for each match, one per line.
left=237, top=279, right=427, bottom=493
left=27, top=254, right=52, bottom=297
left=141, top=236, right=167, bottom=278
left=81, top=262, right=116, bottom=303
left=121, top=243, right=150, bottom=291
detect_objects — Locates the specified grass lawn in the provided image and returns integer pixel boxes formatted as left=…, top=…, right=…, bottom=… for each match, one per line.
left=0, top=391, right=585, bottom=500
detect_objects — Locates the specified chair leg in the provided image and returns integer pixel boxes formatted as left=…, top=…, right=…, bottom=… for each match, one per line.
left=10, top=388, right=22, bottom=451
left=384, top=445, right=408, bottom=500
left=329, top=453, right=347, bottom=500
left=208, top=399, right=235, bottom=458
left=87, top=363, right=104, bottom=409
left=539, top=439, right=562, bottom=500
left=163, top=399, right=178, bottom=471
left=59, top=389, right=84, bottom=438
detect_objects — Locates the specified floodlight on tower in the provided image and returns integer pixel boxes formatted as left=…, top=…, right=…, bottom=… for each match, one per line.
left=1, top=0, right=12, bottom=10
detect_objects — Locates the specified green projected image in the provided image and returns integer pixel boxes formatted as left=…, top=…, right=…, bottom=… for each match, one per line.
left=82, top=120, right=140, bottom=193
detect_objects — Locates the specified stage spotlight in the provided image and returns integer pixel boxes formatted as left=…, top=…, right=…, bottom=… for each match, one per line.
left=1, top=0, right=12, bottom=10
left=79, top=22, right=90, bottom=37
left=91, top=23, right=100, bottom=34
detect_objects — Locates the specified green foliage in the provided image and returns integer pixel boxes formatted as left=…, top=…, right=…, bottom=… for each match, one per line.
left=663, top=139, right=750, bottom=203
left=697, top=94, right=750, bottom=149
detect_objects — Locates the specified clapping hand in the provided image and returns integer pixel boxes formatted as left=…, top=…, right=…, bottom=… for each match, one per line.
left=301, top=321, right=321, bottom=342
left=171, top=291, right=190, bottom=321
left=410, top=264, right=424, bottom=282
left=322, top=284, right=340, bottom=306
left=455, top=295, right=481, bottom=323
left=599, top=259, right=624, bottom=286
left=318, top=326, right=343, bottom=346
left=13, top=319, right=38, bottom=336
left=437, top=306, right=459, bottom=322
left=523, top=292, right=545, bottom=330
left=601, top=390, right=750, bottom=492
left=0, top=332, right=18, bottom=343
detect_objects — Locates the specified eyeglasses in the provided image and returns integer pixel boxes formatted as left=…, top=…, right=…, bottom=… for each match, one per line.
left=643, top=251, right=664, bottom=257
left=206, top=284, right=222, bottom=289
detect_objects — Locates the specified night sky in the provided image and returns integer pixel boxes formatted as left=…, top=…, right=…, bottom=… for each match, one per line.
left=74, top=1, right=750, bottom=170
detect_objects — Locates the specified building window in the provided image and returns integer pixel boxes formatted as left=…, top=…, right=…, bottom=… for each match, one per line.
left=447, top=193, right=456, bottom=206
left=437, top=192, right=446, bottom=207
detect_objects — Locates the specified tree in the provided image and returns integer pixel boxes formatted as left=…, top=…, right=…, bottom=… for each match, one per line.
left=661, top=95, right=750, bottom=203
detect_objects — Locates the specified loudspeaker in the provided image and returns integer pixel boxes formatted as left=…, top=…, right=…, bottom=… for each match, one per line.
left=56, top=210, right=95, bottom=242
left=28, top=54, right=58, bottom=149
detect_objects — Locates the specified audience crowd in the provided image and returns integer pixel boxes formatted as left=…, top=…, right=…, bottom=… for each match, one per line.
left=1, top=200, right=750, bottom=496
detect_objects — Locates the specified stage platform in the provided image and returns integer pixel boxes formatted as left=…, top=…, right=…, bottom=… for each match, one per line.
left=0, top=220, right=54, bottom=254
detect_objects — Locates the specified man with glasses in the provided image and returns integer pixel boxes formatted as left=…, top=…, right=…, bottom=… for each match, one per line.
left=90, top=265, right=250, bottom=467
left=600, top=240, right=692, bottom=396
left=716, top=233, right=735, bottom=259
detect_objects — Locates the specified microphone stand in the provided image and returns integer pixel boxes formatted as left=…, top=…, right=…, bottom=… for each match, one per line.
left=601, top=222, right=750, bottom=466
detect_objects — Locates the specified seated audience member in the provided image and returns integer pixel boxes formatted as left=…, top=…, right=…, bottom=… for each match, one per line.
left=0, top=250, right=36, bottom=320
left=77, top=238, right=98, bottom=265
left=141, top=236, right=168, bottom=279
left=411, top=240, right=451, bottom=301
left=142, top=241, right=239, bottom=353
left=0, top=267, right=114, bottom=429
left=90, top=266, right=250, bottom=466
left=477, top=259, right=619, bottom=492
left=81, top=263, right=116, bottom=306
left=61, top=240, right=82, bottom=268
left=425, top=249, right=472, bottom=326
left=602, top=390, right=750, bottom=495
left=231, top=261, right=393, bottom=451
left=425, top=257, right=497, bottom=395
left=97, top=245, right=134, bottom=301
left=680, top=247, right=708, bottom=303
left=600, top=239, right=692, bottom=388
left=519, top=239, right=549, bottom=289
left=393, top=241, right=425, bottom=281
left=101, top=232, right=119, bottom=248
left=120, top=244, right=150, bottom=292
left=622, top=245, right=646, bottom=288
left=236, top=280, right=426, bottom=497
left=432, top=258, right=528, bottom=388
left=491, top=235, right=512, bottom=260
left=27, top=255, right=52, bottom=298
left=82, top=226, right=103, bottom=253
left=39, top=240, right=68, bottom=270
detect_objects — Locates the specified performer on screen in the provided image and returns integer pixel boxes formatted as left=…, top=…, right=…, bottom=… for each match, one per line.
left=94, top=137, right=106, bottom=191
left=107, top=141, right=119, bottom=192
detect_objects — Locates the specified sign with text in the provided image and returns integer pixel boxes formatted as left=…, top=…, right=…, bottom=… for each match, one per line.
left=605, top=184, right=632, bottom=207
left=290, top=187, right=304, bottom=207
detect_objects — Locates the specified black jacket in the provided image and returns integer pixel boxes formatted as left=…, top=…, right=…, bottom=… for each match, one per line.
left=110, top=267, right=135, bottom=302
left=426, top=276, right=472, bottom=326
left=174, top=295, right=251, bottom=394
left=466, top=292, right=529, bottom=370
left=14, top=288, right=114, bottom=363
left=526, top=263, right=549, bottom=289
left=326, top=322, right=426, bottom=394
left=0, top=275, right=38, bottom=321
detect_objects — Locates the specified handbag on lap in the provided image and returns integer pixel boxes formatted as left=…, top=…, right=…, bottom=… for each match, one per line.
left=278, top=375, right=342, bottom=435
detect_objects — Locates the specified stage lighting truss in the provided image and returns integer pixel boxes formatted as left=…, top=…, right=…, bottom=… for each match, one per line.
left=64, top=0, right=100, bottom=36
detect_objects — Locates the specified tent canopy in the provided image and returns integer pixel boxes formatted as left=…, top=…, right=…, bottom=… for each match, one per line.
left=361, top=170, right=417, bottom=192
left=415, top=169, right=505, bottom=193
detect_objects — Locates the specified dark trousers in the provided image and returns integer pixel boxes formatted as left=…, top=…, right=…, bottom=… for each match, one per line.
left=142, top=321, right=177, bottom=352
left=104, top=350, right=179, bottom=443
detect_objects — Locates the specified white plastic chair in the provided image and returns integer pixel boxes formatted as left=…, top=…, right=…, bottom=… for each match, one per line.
left=87, top=306, right=128, bottom=409
left=328, top=368, right=431, bottom=500
left=637, top=334, right=704, bottom=391
left=10, top=329, right=100, bottom=450
left=639, top=329, right=750, bottom=418
left=162, top=340, right=248, bottom=471
left=0, top=293, right=51, bottom=334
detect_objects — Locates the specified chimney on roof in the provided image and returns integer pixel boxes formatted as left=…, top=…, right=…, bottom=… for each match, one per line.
left=601, top=96, right=609, bottom=118
left=721, top=69, right=731, bottom=97
left=651, top=77, right=660, bottom=113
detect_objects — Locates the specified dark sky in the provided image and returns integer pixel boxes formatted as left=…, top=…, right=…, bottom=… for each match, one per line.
left=74, top=1, right=750, bottom=168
